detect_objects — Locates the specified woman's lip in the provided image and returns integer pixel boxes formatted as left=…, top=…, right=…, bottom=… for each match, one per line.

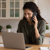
left=27, top=18, right=29, bottom=19
left=27, top=18, right=31, bottom=21
left=27, top=19, right=30, bottom=20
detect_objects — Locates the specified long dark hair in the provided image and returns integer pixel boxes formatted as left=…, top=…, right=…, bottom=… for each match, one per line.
left=22, top=2, right=47, bottom=24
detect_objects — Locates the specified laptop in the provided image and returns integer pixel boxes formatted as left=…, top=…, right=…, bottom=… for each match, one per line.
left=1, top=31, right=32, bottom=49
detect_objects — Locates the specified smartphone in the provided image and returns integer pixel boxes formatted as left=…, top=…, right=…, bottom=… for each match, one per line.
left=31, top=12, right=37, bottom=23
left=25, top=46, right=32, bottom=49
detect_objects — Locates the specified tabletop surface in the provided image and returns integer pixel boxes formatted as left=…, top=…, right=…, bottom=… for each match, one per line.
left=0, top=32, right=50, bottom=50
left=0, top=43, right=50, bottom=50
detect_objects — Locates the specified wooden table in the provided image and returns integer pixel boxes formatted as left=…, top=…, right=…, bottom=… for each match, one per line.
left=45, top=33, right=50, bottom=37
left=0, top=43, right=50, bottom=50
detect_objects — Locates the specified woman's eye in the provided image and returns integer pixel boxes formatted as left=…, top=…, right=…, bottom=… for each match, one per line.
left=28, top=13, right=30, bottom=15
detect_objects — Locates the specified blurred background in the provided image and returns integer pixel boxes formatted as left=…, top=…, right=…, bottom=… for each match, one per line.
left=0, top=0, right=50, bottom=44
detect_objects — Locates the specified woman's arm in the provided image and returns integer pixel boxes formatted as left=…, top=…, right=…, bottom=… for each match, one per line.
left=33, top=16, right=40, bottom=38
left=34, top=27, right=40, bottom=38
left=33, top=16, right=46, bottom=45
left=34, top=20, right=46, bottom=45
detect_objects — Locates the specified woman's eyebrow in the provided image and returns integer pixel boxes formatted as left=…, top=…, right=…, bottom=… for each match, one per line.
left=24, top=13, right=26, bottom=14
left=24, top=12, right=30, bottom=14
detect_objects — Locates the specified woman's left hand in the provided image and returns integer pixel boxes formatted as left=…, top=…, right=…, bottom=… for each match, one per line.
left=33, top=16, right=38, bottom=28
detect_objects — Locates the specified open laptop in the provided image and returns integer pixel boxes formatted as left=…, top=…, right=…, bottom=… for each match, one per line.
left=1, top=31, right=32, bottom=49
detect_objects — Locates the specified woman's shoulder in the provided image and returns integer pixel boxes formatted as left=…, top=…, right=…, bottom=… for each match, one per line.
left=18, top=19, right=26, bottom=25
left=38, top=20, right=46, bottom=27
left=38, top=20, right=46, bottom=30
left=38, top=20, right=46, bottom=24
left=19, top=20, right=23, bottom=24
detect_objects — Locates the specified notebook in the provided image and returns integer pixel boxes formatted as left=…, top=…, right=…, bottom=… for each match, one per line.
left=0, top=44, right=4, bottom=47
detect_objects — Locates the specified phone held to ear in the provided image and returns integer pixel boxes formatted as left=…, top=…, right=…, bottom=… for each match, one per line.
left=32, top=12, right=37, bottom=23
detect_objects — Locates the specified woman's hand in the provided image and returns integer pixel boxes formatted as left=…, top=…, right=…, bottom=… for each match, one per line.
left=33, top=16, right=40, bottom=38
left=33, top=16, right=38, bottom=28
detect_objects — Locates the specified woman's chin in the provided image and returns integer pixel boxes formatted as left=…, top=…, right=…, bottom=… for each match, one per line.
left=27, top=19, right=30, bottom=21
left=27, top=19, right=31, bottom=22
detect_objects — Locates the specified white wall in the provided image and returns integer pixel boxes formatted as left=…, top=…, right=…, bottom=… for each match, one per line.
left=37, top=0, right=50, bottom=33
left=0, top=19, right=20, bottom=33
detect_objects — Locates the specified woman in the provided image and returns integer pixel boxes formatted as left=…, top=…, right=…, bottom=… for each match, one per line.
left=17, top=2, right=46, bottom=45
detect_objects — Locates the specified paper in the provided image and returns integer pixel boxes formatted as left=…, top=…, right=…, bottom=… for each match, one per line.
left=0, top=44, right=4, bottom=47
left=40, top=47, right=50, bottom=50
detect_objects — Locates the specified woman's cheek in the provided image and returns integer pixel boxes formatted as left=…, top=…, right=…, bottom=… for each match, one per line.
left=30, top=15, right=32, bottom=17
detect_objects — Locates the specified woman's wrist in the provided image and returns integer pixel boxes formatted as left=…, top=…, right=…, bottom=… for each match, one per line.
left=34, top=26, right=40, bottom=38
left=34, top=25, right=37, bottom=29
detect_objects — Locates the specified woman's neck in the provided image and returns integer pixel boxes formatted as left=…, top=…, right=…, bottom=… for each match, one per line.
left=28, top=21, right=32, bottom=25
left=28, top=21, right=34, bottom=25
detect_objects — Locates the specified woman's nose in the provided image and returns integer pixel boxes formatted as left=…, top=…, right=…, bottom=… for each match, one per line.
left=26, top=15, right=29, bottom=18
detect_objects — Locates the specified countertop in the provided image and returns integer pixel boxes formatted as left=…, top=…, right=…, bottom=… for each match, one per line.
left=0, top=32, right=50, bottom=37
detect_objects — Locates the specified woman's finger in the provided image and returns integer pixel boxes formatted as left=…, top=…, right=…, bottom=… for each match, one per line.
left=33, top=18, right=35, bottom=21
left=33, top=16, right=36, bottom=19
left=33, top=18, right=35, bottom=20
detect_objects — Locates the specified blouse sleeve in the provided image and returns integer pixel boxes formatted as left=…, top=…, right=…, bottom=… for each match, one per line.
left=36, top=20, right=46, bottom=45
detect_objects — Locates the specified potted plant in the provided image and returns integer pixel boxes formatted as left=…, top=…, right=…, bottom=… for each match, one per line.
left=0, top=25, right=2, bottom=32
left=46, top=25, right=49, bottom=33
left=6, top=25, right=12, bottom=32
left=46, top=25, right=49, bottom=30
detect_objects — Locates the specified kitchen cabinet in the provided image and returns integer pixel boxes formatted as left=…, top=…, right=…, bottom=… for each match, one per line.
left=0, top=0, right=7, bottom=19
left=0, top=0, right=38, bottom=19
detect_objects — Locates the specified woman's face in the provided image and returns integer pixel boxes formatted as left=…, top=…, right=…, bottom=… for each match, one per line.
left=24, top=9, right=33, bottom=21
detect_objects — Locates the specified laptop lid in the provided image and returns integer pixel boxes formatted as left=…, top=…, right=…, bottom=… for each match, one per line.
left=1, top=31, right=25, bottom=49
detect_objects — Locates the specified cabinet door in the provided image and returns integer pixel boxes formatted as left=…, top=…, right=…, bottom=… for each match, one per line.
left=0, top=0, right=7, bottom=19
left=9, top=0, right=20, bottom=19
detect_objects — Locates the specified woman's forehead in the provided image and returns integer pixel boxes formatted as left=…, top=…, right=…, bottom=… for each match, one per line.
left=24, top=9, right=33, bottom=13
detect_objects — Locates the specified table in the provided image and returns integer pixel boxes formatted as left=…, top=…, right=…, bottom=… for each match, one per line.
left=45, top=33, right=50, bottom=37
left=0, top=43, right=50, bottom=50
